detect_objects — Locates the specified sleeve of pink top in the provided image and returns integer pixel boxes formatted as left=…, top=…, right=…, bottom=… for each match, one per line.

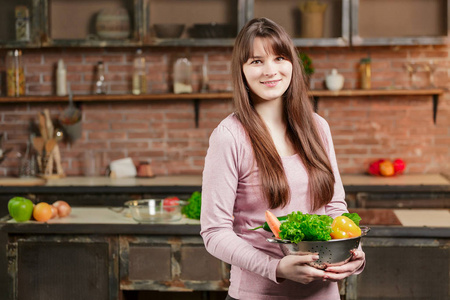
left=200, top=125, right=281, bottom=283
left=316, top=115, right=366, bottom=274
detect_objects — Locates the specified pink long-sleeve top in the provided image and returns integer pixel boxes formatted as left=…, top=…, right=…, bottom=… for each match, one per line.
left=200, top=113, right=352, bottom=299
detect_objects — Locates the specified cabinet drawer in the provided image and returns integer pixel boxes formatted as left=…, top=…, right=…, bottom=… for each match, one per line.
left=120, top=236, right=230, bottom=291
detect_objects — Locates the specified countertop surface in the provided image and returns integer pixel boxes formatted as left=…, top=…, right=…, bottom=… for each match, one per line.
left=1, top=207, right=449, bottom=237
left=0, top=174, right=449, bottom=193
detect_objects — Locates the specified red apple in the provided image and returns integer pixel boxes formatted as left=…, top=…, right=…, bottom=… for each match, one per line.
left=393, top=159, right=406, bottom=175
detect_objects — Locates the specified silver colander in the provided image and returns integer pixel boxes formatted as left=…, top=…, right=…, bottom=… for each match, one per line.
left=267, top=226, right=370, bottom=269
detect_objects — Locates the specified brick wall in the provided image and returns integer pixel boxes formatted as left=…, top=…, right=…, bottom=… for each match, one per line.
left=0, top=44, right=449, bottom=177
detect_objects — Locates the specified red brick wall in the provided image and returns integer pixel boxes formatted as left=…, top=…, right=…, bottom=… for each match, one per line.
left=0, top=44, right=449, bottom=176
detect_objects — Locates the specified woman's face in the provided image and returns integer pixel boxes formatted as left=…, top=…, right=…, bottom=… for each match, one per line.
left=242, top=37, right=293, bottom=104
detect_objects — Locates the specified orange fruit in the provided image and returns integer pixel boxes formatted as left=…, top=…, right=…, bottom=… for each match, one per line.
left=33, top=202, right=53, bottom=222
left=379, top=160, right=395, bottom=176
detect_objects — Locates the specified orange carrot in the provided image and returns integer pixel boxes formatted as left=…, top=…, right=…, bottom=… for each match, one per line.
left=265, top=210, right=281, bottom=238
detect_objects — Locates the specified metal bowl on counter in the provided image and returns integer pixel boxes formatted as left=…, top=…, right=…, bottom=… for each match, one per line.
left=267, top=226, right=370, bottom=269
left=125, top=199, right=187, bottom=223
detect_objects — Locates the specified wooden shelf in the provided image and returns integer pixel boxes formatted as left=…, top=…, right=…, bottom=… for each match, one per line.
left=0, top=88, right=444, bottom=125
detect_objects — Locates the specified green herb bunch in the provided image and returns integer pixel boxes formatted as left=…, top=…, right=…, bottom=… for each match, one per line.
left=182, top=191, right=202, bottom=220
left=299, top=52, right=314, bottom=76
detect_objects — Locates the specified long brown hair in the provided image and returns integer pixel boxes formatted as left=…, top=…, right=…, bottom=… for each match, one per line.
left=231, top=17, right=335, bottom=211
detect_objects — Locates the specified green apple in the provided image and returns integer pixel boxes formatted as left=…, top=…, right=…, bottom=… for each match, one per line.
left=8, top=197, right=34, bottom=222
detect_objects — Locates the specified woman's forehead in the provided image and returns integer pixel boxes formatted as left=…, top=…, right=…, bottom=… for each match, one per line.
left=249, top=37, right=277, bottom=57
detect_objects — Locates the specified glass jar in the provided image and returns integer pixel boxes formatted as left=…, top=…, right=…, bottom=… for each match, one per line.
left=173, top=58, right=192, bottom=94
left=6, top=50, right=25, bottom=97
left=359, top=57, right=371, bottom=90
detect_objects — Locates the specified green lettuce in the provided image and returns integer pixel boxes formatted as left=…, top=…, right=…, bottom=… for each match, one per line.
left=279, top=211, right=333, bottom=243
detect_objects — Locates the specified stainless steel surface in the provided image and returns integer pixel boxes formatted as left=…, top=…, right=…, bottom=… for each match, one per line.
left=267, top=226, right=370, bottom=269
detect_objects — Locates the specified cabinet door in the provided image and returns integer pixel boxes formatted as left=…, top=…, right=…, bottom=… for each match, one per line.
left=7, top=235, right=119, bottom=300
left=351, top=0, right=449, bottom=46
left=120, top=236, right=230, bottom=291
left=247, top=0, right=350, bottom=47
left=0, top=0, right=40, bottom=47
left=41, top=0, right=142, bottom=47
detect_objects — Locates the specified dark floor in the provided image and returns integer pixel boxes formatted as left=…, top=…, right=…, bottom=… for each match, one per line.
left=123, top=291, right=228, bottom=300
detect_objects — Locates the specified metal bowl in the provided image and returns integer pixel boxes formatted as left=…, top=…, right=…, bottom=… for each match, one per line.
left=153, top=24, right=185, bottom=38
left=267, top=226, right=370, bottom=269
left=125, top=199, right=187, bottom=223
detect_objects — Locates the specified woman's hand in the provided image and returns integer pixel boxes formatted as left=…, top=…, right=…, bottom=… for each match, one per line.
left=322, top=250, right=366, bottom=282
left=276, top=254, right=326, bottom=284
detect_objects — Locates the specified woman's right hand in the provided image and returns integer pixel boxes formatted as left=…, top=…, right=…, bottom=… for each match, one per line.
left=276, top=254, right=326, bottom=284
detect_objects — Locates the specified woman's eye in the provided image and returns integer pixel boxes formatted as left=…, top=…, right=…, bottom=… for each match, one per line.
left=276, top=56, right=285, bottom=61
left=250, top=59, right=262, bottom=64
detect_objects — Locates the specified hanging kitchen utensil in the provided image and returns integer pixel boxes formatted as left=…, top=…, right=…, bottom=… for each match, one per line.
left=59, top=87, right=82, bottom=141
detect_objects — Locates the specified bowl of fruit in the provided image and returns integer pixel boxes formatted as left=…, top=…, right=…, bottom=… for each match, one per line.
left=254, top=211, right=369, bottom=269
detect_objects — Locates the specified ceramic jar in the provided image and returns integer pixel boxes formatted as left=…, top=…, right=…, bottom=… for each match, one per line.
left=96, top=7, right=130, bottom=40
left=325, top=69, right=344, bottom=91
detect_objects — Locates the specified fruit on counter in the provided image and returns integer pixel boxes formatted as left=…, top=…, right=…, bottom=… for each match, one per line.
left=52, top=200, right=71, bottom=217
left=330, top=216, right=361, bottom=239
left=393, top=158, right=406, bottom=175
left=265, top=210, right=282, bottom=238
left=163, top=196, right=180, bottom=212
left=33, top=202, right=53, bottom=222
left=182, top=191, right=202, bottom=220
left=379, top=160, right=395, bottom=176
left=8, top=197, right=34, bottom=222
left=368, top=159, right=384, bottom=176
left=369, top=158, right=405, bottom=176
left=51, top=205, right=59, bottom=219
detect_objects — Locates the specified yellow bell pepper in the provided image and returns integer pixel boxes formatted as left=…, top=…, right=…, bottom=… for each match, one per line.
left=330, top=216, right=361, bottom=239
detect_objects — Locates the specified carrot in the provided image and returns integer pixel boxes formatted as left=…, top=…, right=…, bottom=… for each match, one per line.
left=265, top=210, right=281, bottom=238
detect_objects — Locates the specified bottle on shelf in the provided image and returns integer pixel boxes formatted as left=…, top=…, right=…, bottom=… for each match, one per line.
left=132, top=49, right=147, bottom=95
left=56, top=59, right=67, bottom=96
left=6, top=50, right=25, bottom=97
left=94, top=61, right=106, bottom=94
left=173, top=57, right=192, bottom=94
left=359, top=57, right=371, bottom=90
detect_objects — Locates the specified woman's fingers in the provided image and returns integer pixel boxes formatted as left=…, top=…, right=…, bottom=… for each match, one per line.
left=276, top=254, right=326, bottom=284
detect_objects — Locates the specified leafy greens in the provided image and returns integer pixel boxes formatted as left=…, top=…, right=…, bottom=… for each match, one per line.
left=279, top=211, right=334, bottom=243
left=182, top=191, right=202, bottom=220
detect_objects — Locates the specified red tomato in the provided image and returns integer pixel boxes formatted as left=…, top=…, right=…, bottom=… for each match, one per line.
left=393, top=159, right=406, bottom=175
left=163, top=196, right=180, bottom=212
left=368, top=159, right=384, bottom=176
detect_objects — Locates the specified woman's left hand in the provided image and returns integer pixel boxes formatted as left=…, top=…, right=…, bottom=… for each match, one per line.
left=322, top=250, right=365, bottom=282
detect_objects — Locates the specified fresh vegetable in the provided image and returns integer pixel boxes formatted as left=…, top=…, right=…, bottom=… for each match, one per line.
left=33, top=202, right=53, bottom=222
left=163, top=196, right=180, bottom=212
left=250, top=215, right=288, bottom=231
left=341, top=212, right=361, bottom=227
left=379, top=160, right=395, bottom=176
left=279, top=211, right=334, bottom=243
left=330, top=216, right=361, bottom=239
left=52, top=200, right=71, bottom=217
left=182, top=191, right=201, bottom=220
left=368, top=159, right=384, bottom=176
left=8, top=197, right=34, bottom=222
left=265, top=210, right=282, bottom=238
left=393, top=159, right=406, bottom=175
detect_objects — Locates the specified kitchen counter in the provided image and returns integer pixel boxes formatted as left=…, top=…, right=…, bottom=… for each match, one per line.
left=1, top=207, right=449, bottom=300
left=0, top=173, right=449, bottom=192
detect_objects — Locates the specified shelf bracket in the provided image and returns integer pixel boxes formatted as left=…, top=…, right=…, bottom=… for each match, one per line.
left=194, top=99, right=200, bottom=128
left=432, top=94, right=438, bottom=124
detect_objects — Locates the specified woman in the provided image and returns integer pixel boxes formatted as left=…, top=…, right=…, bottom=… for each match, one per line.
left=200, top=18, right=365, bottom=299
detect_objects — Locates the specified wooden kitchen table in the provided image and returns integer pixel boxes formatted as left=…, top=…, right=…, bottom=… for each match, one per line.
left=1, top=207, right=449, bottom=300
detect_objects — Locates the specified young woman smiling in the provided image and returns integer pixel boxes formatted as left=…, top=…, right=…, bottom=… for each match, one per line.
left=200, top=18, right=365, bottom=299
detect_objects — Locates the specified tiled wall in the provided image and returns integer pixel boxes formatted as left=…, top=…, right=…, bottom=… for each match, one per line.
left=0, top=43, right=449, bottom=176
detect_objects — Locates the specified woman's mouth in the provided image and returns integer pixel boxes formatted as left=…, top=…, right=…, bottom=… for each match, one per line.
left=261, top=79, right=280, bottom=87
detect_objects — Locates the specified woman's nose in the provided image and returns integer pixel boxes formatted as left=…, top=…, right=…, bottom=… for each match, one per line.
left=264, top=62, right=277, bottom=76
